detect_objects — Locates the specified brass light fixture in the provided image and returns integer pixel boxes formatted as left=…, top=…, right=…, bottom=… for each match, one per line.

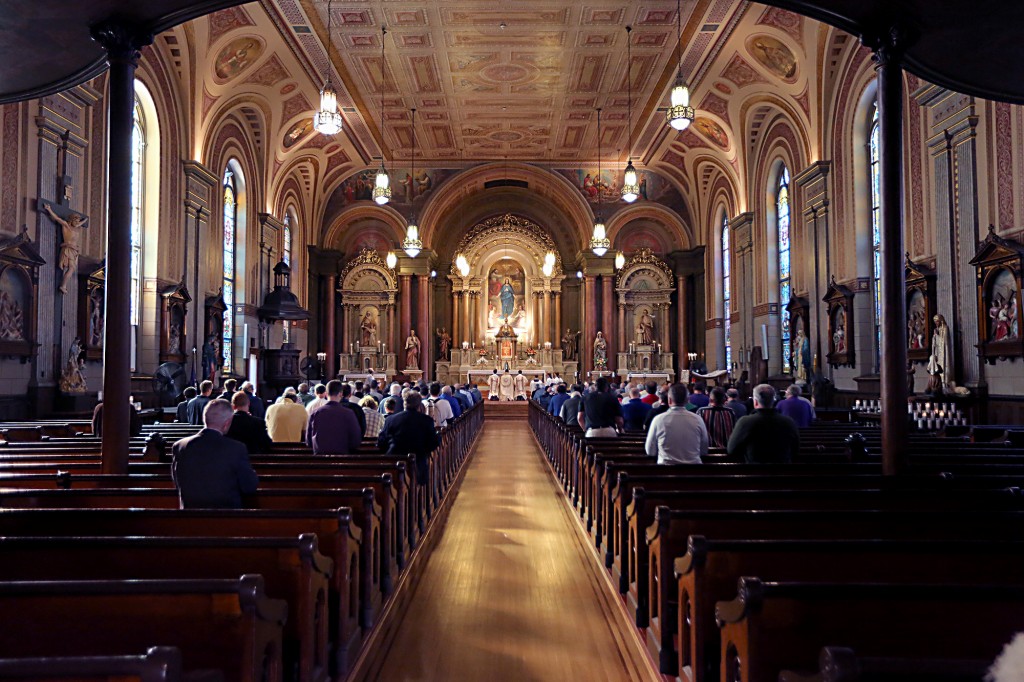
left=666, top=0, right=695, bottom=131
left=402, top=108, right=422, bottom=258
left=313, top=0, right=343, bottom=135
left=621, top=25, right=640, bottom=203
left=385, top=250, right=397, bottom=269
left=590, top=107, right=610, bottom=257
left=372, top=26, right=392, bottom=205
left=615, top=251, right=626, bottom=270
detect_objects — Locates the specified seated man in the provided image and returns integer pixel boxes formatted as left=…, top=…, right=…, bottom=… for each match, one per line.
left=621, top=386, right=652, bottom=431
left=689, top=383, right=710, bottom=409
left=725, top=388, right=748, bottom=417
left=171, top=399, right=258, bottom=509
left=306, top=383, right=329, bottom=413
left=697, top=387, right=737, bottom=449
left=377, top=392, right=440, bottom=486
left=176, top=387, right=197, bottom=423
left=425, top=382, right=454, bottom=429
left=265, top=390, right=308, bottom=443
left=645, top=383, right=708, bottom=464
left=225, top=391, right=273, bottom=454
left=776, top=384, right=816, bottom=428
left=727, top=383, right=800, bottom=463
left=548, top=384, right=570, bottom=417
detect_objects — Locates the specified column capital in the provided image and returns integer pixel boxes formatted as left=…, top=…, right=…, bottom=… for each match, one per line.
left=864, top=25, right=907, bottom=68
left=90, top=22, right=153, bottom=66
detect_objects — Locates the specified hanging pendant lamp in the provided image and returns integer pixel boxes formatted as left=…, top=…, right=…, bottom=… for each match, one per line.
left=590, top=107, right=610, bottom=257
left=621, top=26, right=640, bottom=203
left=313, top=0, right=343, bottom=135
left=666, top=0, right=695, bottom=131
left=372, top=26, right=392, bottom=205
left=402, top=107, right=422, bottom=258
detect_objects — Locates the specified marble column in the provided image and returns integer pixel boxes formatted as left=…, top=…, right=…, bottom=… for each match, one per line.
left=341, top=303, right=351, bottom=352
left=618, top=302, right=626, bottom=354
left=462, top=289, right=471, bottom=346
left=452, top=291, right=461, bottom=350
left=418, top=274, right=429, bottom=379
left=601, top=275, right=614, bottom=366
left=400, top=275, right=412, bottom=366
left=541, top=291, right=551, bottom=346
left=585, top=275, right=598, bottom=375
left=387, top=304, right=395, bottom=362
left=92, top=23, right=152, bottom=474
left=874, top=30, right=909, bottom=475
left=678, top=277, right=688, bottom=375
left=553, top=293, right=562, bottom=349
left=325, top=276, right=336, bottom=379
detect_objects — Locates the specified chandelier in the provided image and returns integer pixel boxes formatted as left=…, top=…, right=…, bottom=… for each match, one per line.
left=402, top=109, right=422, bottom=257
left=372, top=26, right=391, bottom=205
left=666, top=0, right=694, bottom=131
left=590, top=107, right=610, bottom=257
left=313, top=0, right=343, bottom=135
left=621, top=25, right=640, bottom=203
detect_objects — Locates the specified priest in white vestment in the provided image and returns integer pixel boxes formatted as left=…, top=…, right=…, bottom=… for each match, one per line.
left=487, top=369, right=500, bottom=401
left=513, top=370, right=528, bottom=400
left=498, top=370, right=515, bottom=401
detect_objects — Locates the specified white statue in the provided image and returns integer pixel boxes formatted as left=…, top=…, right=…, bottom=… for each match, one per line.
left=59, top=337, right=87, bottom=394
left=932, top=314, right=954, bottom=390
left=635, top=309, right=654, bottom=345
left=44, top=204, right=87, bottom=295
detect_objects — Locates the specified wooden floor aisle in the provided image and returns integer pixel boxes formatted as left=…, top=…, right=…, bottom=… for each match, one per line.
left=370, top=421, right=650, bottom=681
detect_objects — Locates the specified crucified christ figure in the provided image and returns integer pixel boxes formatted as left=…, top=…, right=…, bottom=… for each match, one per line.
left=44, top=204, right=88, bottom=294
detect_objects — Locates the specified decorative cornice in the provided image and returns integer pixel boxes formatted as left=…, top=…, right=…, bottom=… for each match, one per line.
left=615, top=248, right=675, bottom=289
left=339, top=247, right=397, bottom=289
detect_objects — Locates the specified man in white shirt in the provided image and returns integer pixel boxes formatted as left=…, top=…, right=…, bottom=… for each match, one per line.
left=306, top=384, right=328, bottom=414
left=645, top=383, right=709, bottom=464
left=425, top=382, right=454, bottom=428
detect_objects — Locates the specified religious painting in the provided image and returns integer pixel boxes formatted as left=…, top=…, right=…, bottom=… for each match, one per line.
left=0, top=268, right=28, bottom=343
left=351, top=230, right=391, bottom=255
left=693, top=117, right=729, bottom=150
left=358, top=306, right=380, bottom=347
left=905, top=256, right=936, bottom=362
left=619, top=228, right=666, bottom=255
left=555, top=168, right=689, bottom=221
left=487, top=260, right=526, bottom=334
left=907, top=289, right=928, bottom=351
left=214, top=37, right=263, bottom=81
left=823, top=277, right=855, bottom=368
left=564, top=168, right=620, bottom=204
left=986, top=268, right=1019, bottom=343
left=746, top=35, right=798, bottom=81
left=282, top=119, right=313, bottom=150
left=334, top=168, right=455, bottom=211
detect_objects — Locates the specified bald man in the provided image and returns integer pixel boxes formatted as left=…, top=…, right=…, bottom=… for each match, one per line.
left=171, top=399, right=258, bottom=509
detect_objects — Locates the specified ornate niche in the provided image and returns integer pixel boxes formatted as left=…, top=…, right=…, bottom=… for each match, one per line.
left=159, top=280, right=190, bottom=364
left=78, top=261, right=104, bottom=361
left=905, top=254, right=937, bottom=363
left=615, top=248, right=675, bottom=372
left=785, top=295, right=810, bottom=378
left=823, top=277, right=855, bottom=368
left=0, top=231, right=44, bottom=360
left=339, top=248, right=398, bottom=372
left=971, top=226, right=1024, bottom=362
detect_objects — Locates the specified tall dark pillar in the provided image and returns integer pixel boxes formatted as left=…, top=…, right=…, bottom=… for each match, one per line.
left=92, top=23, right=151, bottom=475
left=874, top=30, right=909, bottom=475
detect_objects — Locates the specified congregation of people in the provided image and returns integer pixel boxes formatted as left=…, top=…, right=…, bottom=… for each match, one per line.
left=170, top=375, right=486, bottom=508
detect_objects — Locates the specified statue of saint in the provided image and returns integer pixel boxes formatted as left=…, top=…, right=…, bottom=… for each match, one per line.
left=793, top=326, right=810, bottom=383
left=635, top=309, right=654, bottom=345
left=202, top=335, right=219, bottom=381
left=59, top=337, right=87, bottom=394
left=932, top=314, right=953, bottom=390
left=593, top=330, right=608, bottom=369
left=0, top=291, right=24, bottom=341
left=561, top=328, right=576, bottom=361
left=360, top=310, right=378, bottom=347
left=499, top=278, right=515, bottom=319
left=833, top=309, right=847, bottom=354
left=43, top=204, right=88, bottom=295
left=405, top=328, right=421, bottom=369
left=168, top=322, right=181, bottom=355
left=436, top=328, right=451, bottom=360
left=88, top=289, right=104, bottom=347
left=497, top=317, right=515, bottom=338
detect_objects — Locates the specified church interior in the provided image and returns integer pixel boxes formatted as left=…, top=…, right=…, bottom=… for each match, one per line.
left=3, top=0, right=1024, bottom=680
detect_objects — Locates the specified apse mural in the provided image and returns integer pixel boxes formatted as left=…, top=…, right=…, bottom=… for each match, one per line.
left=487, top=260, right=526, bottom=333
left=214, top=37, right=263, bottom=81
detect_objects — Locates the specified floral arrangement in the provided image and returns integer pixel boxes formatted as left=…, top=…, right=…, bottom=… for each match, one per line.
left=525, top=346, right=537, bottom=356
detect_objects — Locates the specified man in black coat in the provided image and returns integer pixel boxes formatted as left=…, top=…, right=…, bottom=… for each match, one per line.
left=225, top=391, right=273, bottom=454
left=376, top=392, right=439, bottom=486
left=726, top=383, right=800, bottom=464
left=172, top=398, right=258, bottom=509
left=340, top=382, right=367, bottom=437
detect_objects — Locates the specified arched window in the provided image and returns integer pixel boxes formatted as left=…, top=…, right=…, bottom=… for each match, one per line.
left=777, top=165, right=792, bottom=374
left=722, top=213, right=732, bottom=369
left=222, top=168, right=237, bottom=373
left=869, top=102, right=881, bottom=365
left=130, top=98, right=144, bottom=329
left=283, top=211, right=292, bottom=266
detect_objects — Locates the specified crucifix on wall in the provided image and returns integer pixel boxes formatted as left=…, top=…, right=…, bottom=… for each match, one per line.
left=37, top=130, right=89, bottom=295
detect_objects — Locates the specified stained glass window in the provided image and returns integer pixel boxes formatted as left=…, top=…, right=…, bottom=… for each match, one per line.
left=222, top=169, right=236, bottom=374
left=870, top=102, right=881, bottom=367
left=283, top=212, right=292, bottom=266
left=130, top=99, right=144, bottom=328
left=777, top=166, right=792, bottom=374
left=722, top=213, right=732, bottom=369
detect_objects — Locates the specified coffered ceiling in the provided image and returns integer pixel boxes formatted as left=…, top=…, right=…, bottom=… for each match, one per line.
left=294, top=0, right=747, bottom=166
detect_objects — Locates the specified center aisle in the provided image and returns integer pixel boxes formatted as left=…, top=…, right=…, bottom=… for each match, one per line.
left=371, top=420, right=651, bottom=681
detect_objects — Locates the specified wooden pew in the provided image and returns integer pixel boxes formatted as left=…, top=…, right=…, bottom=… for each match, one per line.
left=0, top=534, right=332, bottom=682
left=673, top=536, right=1024, bottom=682
left=0, top=647, right=200, bottom=682
left=0, top=574, right=287, bottom=682
left=778, top=645, right=991, bottom=682
left=0, top=508, right=364, bottom=673
left=716, top=578, right=1024, bottom=682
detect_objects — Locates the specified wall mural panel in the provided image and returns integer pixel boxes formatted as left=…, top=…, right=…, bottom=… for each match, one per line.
left=486, top=260, right=526, bottom=333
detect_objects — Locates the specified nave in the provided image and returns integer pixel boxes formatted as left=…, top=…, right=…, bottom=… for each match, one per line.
left=370, top=419, right=652, bottom=682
